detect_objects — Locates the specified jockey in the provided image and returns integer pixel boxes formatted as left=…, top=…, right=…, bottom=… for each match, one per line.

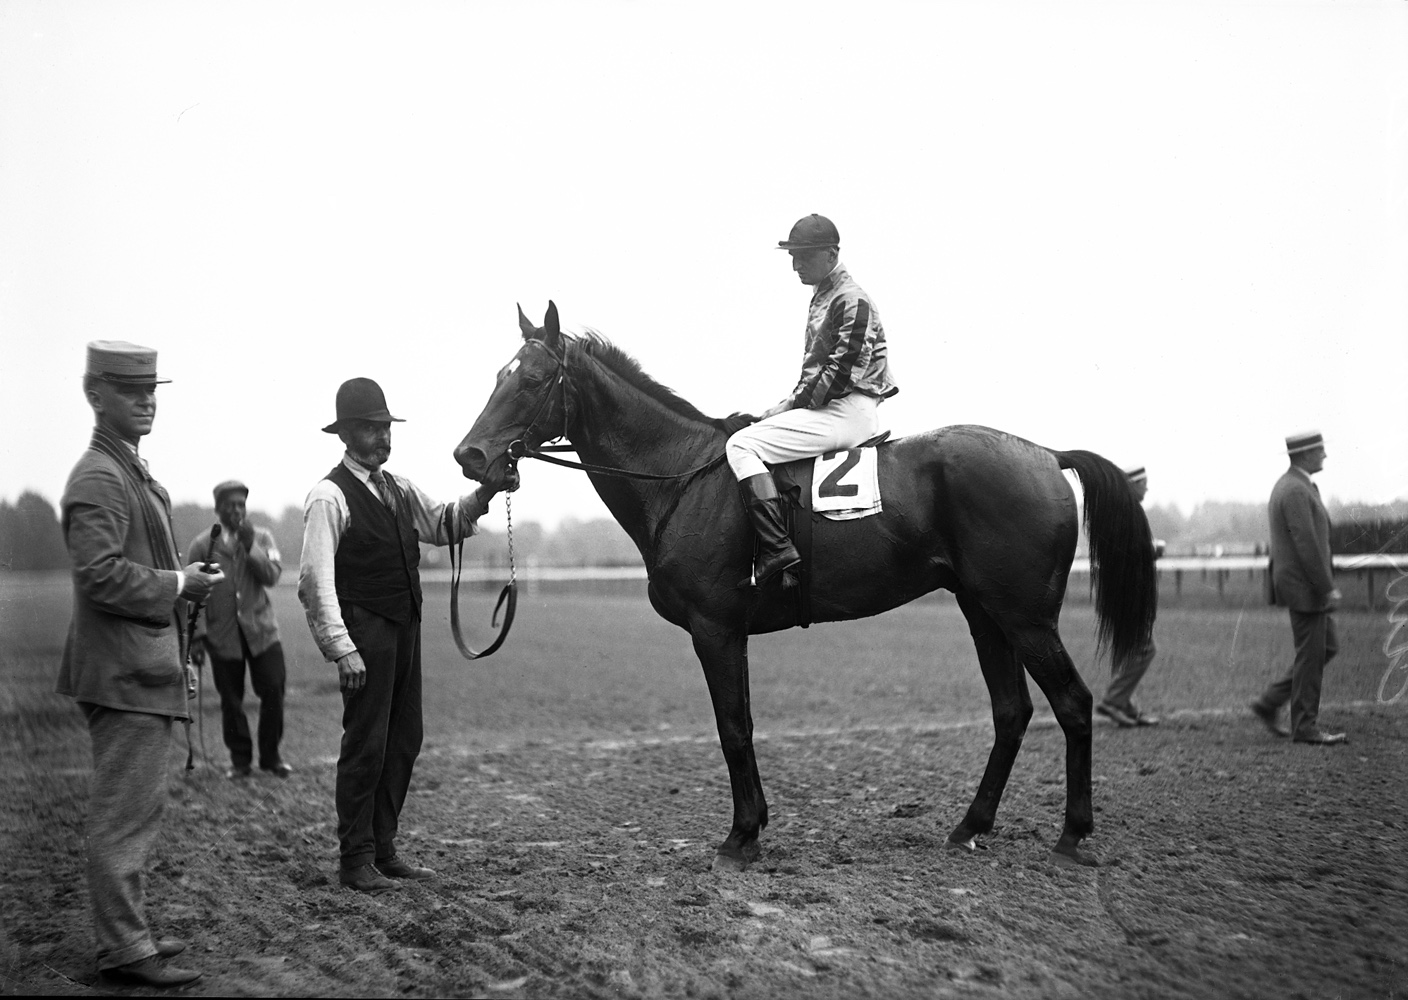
left=724, top=214, right=899, bottom=587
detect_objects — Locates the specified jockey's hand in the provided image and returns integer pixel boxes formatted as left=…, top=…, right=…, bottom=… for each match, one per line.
left=719, top=412, right=760, bottom=436
left=337, top=651, right=367, bottom=692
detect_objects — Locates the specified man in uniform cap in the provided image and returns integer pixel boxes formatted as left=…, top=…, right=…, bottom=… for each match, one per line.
left=721, top=214, right=899, bottom=587
left=298, top=377, right=510, bottom=892
left=187, top=479, right=291, bottom=780
left=1250, top=431, right=1347, bottom=744
left=1096, top=467, right=1162, bottom=727
left=58, top=341, right=224, bottom=987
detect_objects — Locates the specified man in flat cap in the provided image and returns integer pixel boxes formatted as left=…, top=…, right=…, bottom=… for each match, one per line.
left=721, top=214, right=898, bottom=587
left=1250, top=431, right=1347, bottom=745
left=1096, top=466, right=1163, bottom=728
left=58, top=341, right=224, bottom=987
left=298, top=377, right=509, bottom=893
left=188, top=480, right=291, bottom=780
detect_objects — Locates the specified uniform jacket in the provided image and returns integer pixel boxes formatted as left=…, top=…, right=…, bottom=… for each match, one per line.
left=57, top=429, right=190, bottom=717
left=187, top=523, right=282, bottom=660
left=1268, top=467, right=1335, bottom=613
left=787, top=264, right=898, bottom=410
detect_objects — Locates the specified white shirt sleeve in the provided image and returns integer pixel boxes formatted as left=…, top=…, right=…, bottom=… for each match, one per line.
left=296, top=480, right=356, bottom=662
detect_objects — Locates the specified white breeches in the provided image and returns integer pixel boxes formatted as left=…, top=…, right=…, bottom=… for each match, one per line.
left=726, top=393, right=881, bottom=480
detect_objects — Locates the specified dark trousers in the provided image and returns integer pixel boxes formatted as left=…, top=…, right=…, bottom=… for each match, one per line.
left=1258, top=610, right=1339, bottom=738
left=336, top=604, right=423, bottom=870
left=209, top=636, right=286, bottom=770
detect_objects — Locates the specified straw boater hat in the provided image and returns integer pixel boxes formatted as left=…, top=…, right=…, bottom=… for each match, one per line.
left=1285, top=430, right=1324, bottom=454
left=212, top=480, right=249, bottom=504
left=321, top=378, right=405, bottom=434
left=1124, top=466, right=1147, bottom=484
left=85, top=341, right=170, bottom=384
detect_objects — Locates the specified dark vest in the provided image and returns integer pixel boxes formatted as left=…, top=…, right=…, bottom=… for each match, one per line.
left=326, top=463, right=422, bottom=624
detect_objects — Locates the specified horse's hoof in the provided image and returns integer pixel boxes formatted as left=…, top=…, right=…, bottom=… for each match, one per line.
left=1050, top=848, right=1099, bottom=869
left=945, top=836, right=979, bottom=853
left=711, top=851, right=749, bottom=873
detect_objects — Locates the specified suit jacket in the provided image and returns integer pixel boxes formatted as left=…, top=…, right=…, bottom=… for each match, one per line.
left=187, top=524, right=282, bottom=659
left=56, top=430, right=190, bottom=717
left=1268, top=467, right=1335, bottom=613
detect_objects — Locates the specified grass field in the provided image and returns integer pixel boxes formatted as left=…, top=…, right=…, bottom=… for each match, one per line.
left=2, top=570, right=1399, bottom=752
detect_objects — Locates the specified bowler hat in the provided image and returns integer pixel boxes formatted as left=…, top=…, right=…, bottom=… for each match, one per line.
left=85, top=340, right=170, bottom=385
left=213, top=479, right=249, bottom=504
left=322, top=378, right=405, bottom=434
left=777, top=214, right=840, bottom=250
left=1124, top=466, right=1147, bottom=484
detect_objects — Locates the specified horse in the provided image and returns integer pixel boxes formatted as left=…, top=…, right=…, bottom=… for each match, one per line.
left=455, top=302, right=1157, bottom=871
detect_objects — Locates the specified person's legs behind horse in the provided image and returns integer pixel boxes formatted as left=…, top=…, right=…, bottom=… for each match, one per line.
left=725, top=393, right=880, bottom=587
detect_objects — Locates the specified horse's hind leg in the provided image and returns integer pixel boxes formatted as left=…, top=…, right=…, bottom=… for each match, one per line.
left=947, top=592, right=1034, bottom=852
left=690, top=617, right=769, bottom=872
left=1010, top=626, right=1097, bottom=868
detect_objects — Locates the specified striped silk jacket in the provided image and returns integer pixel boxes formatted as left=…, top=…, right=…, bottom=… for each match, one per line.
left=786, top=264, right=898, bottom=409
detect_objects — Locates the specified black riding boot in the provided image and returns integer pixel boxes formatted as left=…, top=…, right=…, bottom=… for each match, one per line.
left=739, top=473, right=800, bottom=588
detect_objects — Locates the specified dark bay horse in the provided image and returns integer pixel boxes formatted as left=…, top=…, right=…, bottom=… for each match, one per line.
left=456, top=303, right=1156, bottom=870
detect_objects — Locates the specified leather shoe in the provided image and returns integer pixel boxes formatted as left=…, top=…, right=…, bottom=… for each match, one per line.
left=1249, top=701, right=1290, bottom=738
left=339, top=863, right=401, bottom=893
left=375, top=856, right=436, bottom=880
left=1096, top=702, right=1138, bottom=728
left=1293, top=730, right=1347, bottom=745
left=260, top=762, right=293, bottom=778
left=102, top=955, right=201, bottom=987
left=226, top=764, right=253, bottom=780
left=154, top=937, right=186, bottom=958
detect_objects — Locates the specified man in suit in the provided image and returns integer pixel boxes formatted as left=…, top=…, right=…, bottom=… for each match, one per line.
left=188, top=479, right=291, bottom=781
left=58, top=341, right=225, bottom=986
left=298, top=377, right=507, bottom=893
left=1250, top=431, right=1347, bottom=745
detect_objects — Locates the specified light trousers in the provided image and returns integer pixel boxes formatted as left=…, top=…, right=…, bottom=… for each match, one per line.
left=81, top=704, right=173, bottom=971
left=726, top=393, right=881, bottom=480
left=1103, top=638, right=1157, bottom=711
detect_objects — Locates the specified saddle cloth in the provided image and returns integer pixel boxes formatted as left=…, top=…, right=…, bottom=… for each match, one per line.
left=811, top=446, right=881, bottom=520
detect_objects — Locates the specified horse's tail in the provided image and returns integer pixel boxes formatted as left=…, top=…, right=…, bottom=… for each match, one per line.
left=1053, top=449, right=1157, bottom=665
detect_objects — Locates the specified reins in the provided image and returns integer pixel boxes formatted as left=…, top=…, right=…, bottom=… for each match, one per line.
left=446, top=496, right=517, bottom=659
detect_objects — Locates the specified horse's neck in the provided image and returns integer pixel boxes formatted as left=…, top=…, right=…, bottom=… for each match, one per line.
left=568, top=360, right=723, bottom=561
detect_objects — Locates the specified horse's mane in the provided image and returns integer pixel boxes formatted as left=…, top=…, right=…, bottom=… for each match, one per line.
left=569, top=331, right=717, bottom=427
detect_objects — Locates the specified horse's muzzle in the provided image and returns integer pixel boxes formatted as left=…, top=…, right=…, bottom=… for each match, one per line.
left=454, top=442, right=490, bottom=481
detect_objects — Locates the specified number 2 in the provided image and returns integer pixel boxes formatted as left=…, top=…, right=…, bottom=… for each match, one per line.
left=819, top=449, right=861, bottom=498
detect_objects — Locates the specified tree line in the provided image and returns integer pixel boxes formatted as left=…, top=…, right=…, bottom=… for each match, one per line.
left=5, top=490, right=1406, bottom=572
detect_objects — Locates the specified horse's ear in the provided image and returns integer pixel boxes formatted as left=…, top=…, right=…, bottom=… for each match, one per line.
left=517, top=303, right=536, bottom=341
left=542, top=301, right=562, bottom=349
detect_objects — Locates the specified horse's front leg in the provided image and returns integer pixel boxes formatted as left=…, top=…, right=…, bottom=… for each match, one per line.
left=690, top=616, right=768, bottom=872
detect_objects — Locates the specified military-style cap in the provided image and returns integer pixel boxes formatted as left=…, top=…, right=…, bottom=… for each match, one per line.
left=1124, top=466, right=1147, bottom=484
left=1285, top=430, right=1324, bottom=454
left=85, top=340, right=170, bottom=385
left=777, top=214, right=840, bottom=250
left=322, top=377, right=405, bottom=434
left=213, top=479, right=249, bottom=504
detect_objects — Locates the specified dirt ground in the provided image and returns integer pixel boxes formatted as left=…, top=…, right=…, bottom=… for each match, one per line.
left=4, top=699, right=1406, bottom=999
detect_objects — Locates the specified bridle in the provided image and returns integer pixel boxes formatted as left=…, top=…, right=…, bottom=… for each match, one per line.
left=448, top=335, right=728, bottom=662
left=503, top=338, right=728, bottom=483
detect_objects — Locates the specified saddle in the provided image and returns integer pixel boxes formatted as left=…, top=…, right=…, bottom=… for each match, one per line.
left=767, top=431, right=891, bottom=627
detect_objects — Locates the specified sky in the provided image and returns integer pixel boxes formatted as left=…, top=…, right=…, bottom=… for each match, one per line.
left=3, top=0, right=1405, bottom=538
